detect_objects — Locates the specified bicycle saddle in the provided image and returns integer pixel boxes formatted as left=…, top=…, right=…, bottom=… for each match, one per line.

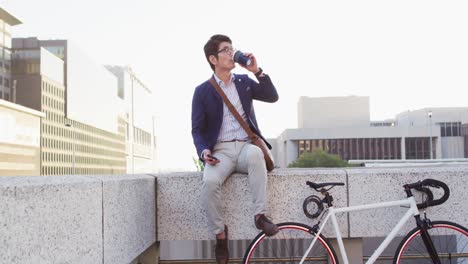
left=306, top=181, right=345, bottom=191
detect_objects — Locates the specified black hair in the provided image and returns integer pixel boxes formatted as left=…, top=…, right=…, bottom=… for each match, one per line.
left=203, top=34, right=232, bottom=71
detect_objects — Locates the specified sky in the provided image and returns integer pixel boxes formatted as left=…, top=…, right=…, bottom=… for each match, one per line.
left=2, top=0, right=468, bottom=171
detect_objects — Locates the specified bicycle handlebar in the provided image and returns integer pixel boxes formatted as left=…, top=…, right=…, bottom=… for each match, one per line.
left=404, top=179, right=450, bottom=209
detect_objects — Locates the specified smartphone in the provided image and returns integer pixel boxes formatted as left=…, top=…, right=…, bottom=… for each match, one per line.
left=207, top=154, right=219, bottom=161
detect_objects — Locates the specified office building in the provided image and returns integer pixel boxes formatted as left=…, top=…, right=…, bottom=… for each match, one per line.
left=0, top=7, right=21, bottom=102
left=12, top=37, right=126, bottom=175
left=0, top=99, right=44, bottom=176
left=106, top=65, right=157, bottom=174
left=0, top=7, right=46, bottom=176
left=273, top=96, right=468, bottom=168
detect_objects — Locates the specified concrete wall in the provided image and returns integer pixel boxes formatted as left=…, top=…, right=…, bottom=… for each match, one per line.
left=157, top=170, right=348, bottom=241
left=157, top=166, right=468, bottom=241
left=158, top=166, right=468, bottom=260
left=0, top=174, right=156, bottom=264
left=298, top=96, right=370, bottom=128
left=441, top=137, right=464, bottom=158
left=347, top=166, right=468, bottom=237
left=0, top=99, right=43, bottom=176
left=1, top=166, right=467, bottom=263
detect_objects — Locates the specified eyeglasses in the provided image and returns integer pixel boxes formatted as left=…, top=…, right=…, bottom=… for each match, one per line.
left=217, top=46, right=234, bottom=54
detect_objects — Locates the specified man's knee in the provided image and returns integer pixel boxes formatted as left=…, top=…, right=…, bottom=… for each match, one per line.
left=247, top=145, right=264, bottom=165
left=202, top=175, right=221, bottom=191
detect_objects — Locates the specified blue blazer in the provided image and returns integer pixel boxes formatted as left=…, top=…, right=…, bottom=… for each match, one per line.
left=191, top=73, right=279, bottom=159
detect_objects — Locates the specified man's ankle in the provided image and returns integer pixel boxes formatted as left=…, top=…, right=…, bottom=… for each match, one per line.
left=255, top=214, right=262, bottom=221
left=216, top=231, right=226, bottom=240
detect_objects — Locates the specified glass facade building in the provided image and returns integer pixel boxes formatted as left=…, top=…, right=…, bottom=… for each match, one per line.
left=0, top=8, right=21, bottom=102
left=12, top=37, right=126, bottom=175
left=299, top=138, right=403, bottom=160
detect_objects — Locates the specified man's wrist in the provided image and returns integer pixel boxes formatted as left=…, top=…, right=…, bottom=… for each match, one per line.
left=201, top=149, right=210, bottom=160
left=254, top=67, right=264, bottom=77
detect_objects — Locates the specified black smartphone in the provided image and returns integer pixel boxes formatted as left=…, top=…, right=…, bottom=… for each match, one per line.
left=207, top=154, right=219, bottom=161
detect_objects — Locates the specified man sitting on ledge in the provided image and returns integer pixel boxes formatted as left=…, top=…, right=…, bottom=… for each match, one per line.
left=191, top=34, right=280, bottom=263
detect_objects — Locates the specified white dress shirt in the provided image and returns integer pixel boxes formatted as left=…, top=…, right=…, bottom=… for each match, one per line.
left=213, top=73, right=249, bottom=143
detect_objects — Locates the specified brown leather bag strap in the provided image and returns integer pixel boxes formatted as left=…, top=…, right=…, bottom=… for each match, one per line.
left=209, top=77, right=257, bottom=140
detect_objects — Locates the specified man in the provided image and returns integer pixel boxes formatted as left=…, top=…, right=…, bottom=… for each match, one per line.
left=191, top=34, right=279, bottom=263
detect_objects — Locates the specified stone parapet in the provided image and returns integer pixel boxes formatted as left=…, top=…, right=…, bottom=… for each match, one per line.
left=347, top=166, right=468, bottom=237
left=89, top=174, right=156, bottom=264
left=0, top=174, right=156, bottom=264
left=157, top=169, right=348, bottom=240
left=157, top=166, right=468, bottom=240
left=1, top=166, right=467, bottom=263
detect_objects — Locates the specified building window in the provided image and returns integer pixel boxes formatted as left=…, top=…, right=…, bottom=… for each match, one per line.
left=4, top=49, right=10, bottom=60
left=439, top=122, right=461, bottom=137
left=4, top=35, right=11, bottom=48
left=405, top=137, right=432, bottom=159
left=297, top=138, right=402, bottom=161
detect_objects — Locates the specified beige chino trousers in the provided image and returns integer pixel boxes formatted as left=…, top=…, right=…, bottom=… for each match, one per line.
left=202, top=141, right=268, bottom=235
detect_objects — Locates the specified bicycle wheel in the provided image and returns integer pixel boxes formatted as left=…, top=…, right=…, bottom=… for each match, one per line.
left=394, top=220, right=468, bottom=264
left=243, top=222, right=339, bottom=264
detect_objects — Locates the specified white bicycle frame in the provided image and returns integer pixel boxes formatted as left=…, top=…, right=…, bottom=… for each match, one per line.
left=300, top=196, right=420, bottom=264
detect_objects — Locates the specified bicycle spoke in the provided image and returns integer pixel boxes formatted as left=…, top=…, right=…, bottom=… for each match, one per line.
left=395, top=222, right=468, bottom=263
left=243, top=223, right=338, bottom=264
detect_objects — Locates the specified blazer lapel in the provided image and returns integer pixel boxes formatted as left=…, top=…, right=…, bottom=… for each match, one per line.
left=208, top=77, right=224, bottom=116
left=234, top=75, right=249, bottom=114
left=234, top=75, right=245, bottom=98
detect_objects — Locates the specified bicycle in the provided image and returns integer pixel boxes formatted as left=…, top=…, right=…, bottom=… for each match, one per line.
left=243, top=178, right=468, bottom=263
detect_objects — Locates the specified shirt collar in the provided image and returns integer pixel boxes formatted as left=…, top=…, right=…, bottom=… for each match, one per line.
left=213, top=73, right=235, bottom=86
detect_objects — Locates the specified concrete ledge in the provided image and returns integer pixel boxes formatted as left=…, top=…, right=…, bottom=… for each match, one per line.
left=88, top=174, right=156, bottom=264
left=0, top=176, right=103, bottom=263
left=0, top=174, right=156, bottom=264
left=347, top=166, right=468, bottom=237
left=2, top=166, right=468, bottom=262
left=157, top=169, right=348, bottom=240
left=157, top=166, right=468, bottom=241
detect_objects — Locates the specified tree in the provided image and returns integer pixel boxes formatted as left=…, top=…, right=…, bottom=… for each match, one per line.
left=288, top=148, right=348, bottom=168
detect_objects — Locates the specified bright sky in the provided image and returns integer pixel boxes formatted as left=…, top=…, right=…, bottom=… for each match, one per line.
left=2, top=0, right=468, bottom=171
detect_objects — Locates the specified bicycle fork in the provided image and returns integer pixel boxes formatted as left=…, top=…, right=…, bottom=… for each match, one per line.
left=415, top=215, right=441, bottom=264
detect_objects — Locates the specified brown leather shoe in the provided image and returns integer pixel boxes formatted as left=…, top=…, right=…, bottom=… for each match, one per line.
left=255, top=214, right=279, bottom=236
left=215, top=225, right=229, bottom=264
